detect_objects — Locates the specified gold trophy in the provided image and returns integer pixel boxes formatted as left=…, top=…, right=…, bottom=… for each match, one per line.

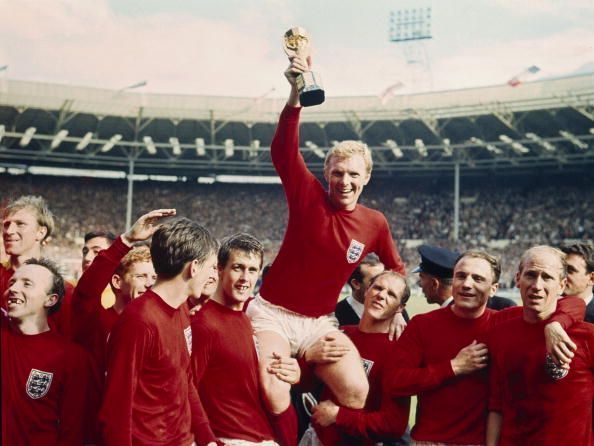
left=283, top=27, right=325, bottom=107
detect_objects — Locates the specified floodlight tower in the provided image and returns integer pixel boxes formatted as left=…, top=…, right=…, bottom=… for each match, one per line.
left=389, top=6, right=434, bottom=92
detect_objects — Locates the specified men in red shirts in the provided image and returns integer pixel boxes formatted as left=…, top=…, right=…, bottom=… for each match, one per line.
left=72, top=209, right=172, bottom=374
left=247, top=55, right=406, bottom=438
left=308, top=271, right=411, bottom=446
left=486, top=245, right=594, bottom=446
left=1, top=258, right=94, bottom=446
left=192, top=233, right=300, bottom=446
left=561, top=242, right=594, bottom=323
left=81, top=230, right=116, bottom=272
left=100, top=217, right=219, bottom=446
left=1, top=195, right=73, bottom=336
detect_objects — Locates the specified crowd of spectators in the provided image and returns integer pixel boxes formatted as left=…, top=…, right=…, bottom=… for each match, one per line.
left=1, top=172, right=591, bottom=288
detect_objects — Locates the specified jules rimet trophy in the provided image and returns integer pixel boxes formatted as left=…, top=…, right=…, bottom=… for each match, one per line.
left=283, top=27, right=325, bottom=107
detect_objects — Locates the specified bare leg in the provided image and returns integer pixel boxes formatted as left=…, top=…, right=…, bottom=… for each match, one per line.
left=310, top=331, right=369, bottom=409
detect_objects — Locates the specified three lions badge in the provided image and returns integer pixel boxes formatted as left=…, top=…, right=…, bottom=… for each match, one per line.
left=346, top=239, right=365, bottom=264
left=26, top=369, right=53, bottom=399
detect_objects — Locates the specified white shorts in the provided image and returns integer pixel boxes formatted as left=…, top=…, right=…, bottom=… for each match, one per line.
left=246, top=295, right=339, bottom=358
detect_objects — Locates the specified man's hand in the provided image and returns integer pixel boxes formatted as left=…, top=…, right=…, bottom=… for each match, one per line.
left=388, top=311, right=407, bottom=341
left=267, top=352, right=301, bottom=385
left=311, top=400, right=339, bottom=427
left=451, top=340, right=489, bottom=375
left=304, top=334, right=350, bottom=364
left=544, top=321, right=576, bottom=369
left=284, top=56, right=310, bottom=86
left=122, top=209, right=176, bottom=246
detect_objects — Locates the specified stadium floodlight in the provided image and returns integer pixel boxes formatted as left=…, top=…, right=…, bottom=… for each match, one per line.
left=415, top=138, right=428, bottom=157
left=50, top=129, right=69, bottom=150
left=471, top=137, right=502, bottom=155
left=19, top=127, right=37, bottom=147
left=169, top=137, right=181, bottom=156
left=0, top=124, right=5, bottom=144
left=224, top=139, right=234, bottom=158
left=383, top=139, right=403, bottom=159
left=559, top=130, right=588, bottom=150
left=525, top=132, right=555, bottom=152
left=499, top=134, right=529, bottom=154
left=389, top=7, right=432, bottom=42
left=590, top=128, right=594, bottom=135
left=195, top=138, right=206, bottom=156
left=76, top=132, right=93, bottom=151
left=143, top=136, right=157, bottom=155
left=305, top=140, right=326, bottom=159
left=442, top=138, right=452, bottom=157
left=100, top=134, right=122, bottom=152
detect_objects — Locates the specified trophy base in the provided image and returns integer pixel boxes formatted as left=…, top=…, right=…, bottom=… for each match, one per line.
left=300, top=88, right=325, bottom=107
left=297, top=71, right=325, bottom=107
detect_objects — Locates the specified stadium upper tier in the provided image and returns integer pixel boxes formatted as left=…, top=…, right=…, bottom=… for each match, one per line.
left=0, top=74, right=593, bottom=177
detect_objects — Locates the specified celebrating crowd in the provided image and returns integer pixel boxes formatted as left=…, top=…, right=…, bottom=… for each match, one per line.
left=1, top=57, right=593, bottom=446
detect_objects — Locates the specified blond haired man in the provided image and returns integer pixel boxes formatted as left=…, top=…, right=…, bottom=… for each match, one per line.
left=246, top=56, right=406, bottom=444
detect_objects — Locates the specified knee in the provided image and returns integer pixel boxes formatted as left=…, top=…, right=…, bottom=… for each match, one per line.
left=337, top=379, right=369, bottom=409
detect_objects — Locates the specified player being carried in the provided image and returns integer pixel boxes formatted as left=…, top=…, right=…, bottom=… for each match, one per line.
left=246, top=54, right=406, bottom=442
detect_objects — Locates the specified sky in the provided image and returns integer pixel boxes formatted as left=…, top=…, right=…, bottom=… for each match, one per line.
left=0, top=0, right=593, bottom=99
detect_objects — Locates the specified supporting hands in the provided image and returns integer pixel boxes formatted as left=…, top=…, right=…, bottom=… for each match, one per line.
left=388, top=311, right=407, bottom=341
left=451, top=340, right=489, bottom=375
left=267, top=352, right=301, bottom=385
left=311, top=400, right=339, bottom=427
left=304, top=334, right=350, bottom=364
left=544, top=321, right=576, bottom=369
left=122, top=209, right=176, bottom=246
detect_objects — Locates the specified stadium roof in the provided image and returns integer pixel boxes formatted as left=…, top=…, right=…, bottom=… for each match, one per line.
left=1, top=73, right=593, bottom=179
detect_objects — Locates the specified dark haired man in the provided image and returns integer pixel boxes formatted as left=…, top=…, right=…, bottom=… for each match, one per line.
left=335, top=253, right=385, bottom=326
left=561, top=243, right=594, bottom=323
left=100, top=217, right=218, bottom=446
left=82, top=230, right=117, bottom=272
left=192, top=233, right=299, bottom=446
left=1, top=258, right=94, bottom=445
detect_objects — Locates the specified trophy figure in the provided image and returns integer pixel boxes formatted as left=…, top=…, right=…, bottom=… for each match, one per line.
left=283, top=27, right=325, bottom=107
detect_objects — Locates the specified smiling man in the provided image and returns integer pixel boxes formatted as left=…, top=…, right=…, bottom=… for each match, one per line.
left=486, top=246, right=594, bottom=446
left=1, top=258, right=94, bottom=446
left=387, top=251, right=499, bottom=446
left=246, top=55, right=406, bottom=445
left=191, top=233, right=299, bottom=446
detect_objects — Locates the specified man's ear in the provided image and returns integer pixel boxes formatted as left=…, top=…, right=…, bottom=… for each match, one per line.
left=489, top=282, right=499, bottom=298
left=111, top=274, right=122, bottom=291
left=350, top=278, right=362, bottom=292
left=44, top=293, right=58, bottom=310
left=36, top=225, right=48, bottom=243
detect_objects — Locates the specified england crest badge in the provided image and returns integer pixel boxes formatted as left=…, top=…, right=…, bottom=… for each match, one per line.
left=346, top=239, right=365, bottom=264
left=26, top=368, right=53, bottom=399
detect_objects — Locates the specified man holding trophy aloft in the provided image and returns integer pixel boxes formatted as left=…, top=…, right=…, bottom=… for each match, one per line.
left=246, top=26, right=406, bottom=445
